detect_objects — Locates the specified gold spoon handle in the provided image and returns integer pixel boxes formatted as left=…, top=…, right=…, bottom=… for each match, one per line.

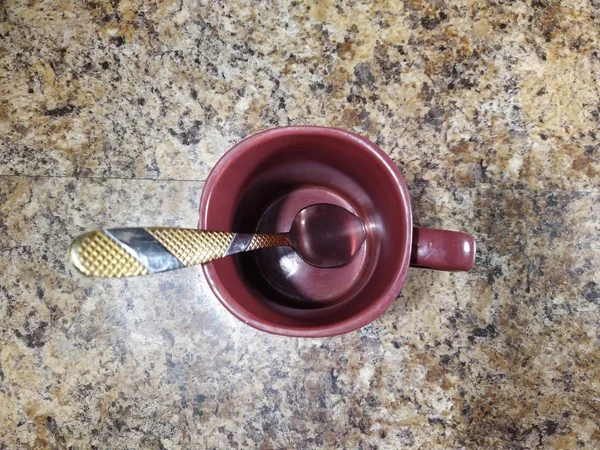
left=69, top=227, right=289, bottom=278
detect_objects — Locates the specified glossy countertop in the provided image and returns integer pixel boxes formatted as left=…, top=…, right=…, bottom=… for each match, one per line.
left=1, top=1, right=599, bottom=448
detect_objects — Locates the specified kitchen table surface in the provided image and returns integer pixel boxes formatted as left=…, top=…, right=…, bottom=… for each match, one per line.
left=1, top=1, right=599, bottom=448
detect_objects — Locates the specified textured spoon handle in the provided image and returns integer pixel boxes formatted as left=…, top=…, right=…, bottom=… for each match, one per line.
left=69, top=228, right=289, bottom=278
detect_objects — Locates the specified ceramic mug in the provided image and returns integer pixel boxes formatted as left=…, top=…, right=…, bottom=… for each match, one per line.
left=199, top=126, right=475, bottom=337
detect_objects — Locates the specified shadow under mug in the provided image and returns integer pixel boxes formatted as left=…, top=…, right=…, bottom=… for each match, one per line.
left=199, top=126, right=475, bottom=337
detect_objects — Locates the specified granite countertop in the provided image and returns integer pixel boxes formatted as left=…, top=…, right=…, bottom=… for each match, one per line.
left=1, top=1, right=599, bottom=448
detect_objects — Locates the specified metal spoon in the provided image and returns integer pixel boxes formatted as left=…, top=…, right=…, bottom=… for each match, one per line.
left=70, top=203, right=366, bottom=278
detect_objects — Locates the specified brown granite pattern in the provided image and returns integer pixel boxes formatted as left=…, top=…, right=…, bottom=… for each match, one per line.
left=1, top=0, right=600, bottom=449
left=2, top=0, right=599, bottom=189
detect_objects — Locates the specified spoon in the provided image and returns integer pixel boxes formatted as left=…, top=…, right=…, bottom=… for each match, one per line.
left=70, top=203, right=367, bottom=278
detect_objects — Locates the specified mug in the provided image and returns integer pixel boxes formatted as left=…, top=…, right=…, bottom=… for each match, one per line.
left=199, top=126, right=475, bottom=337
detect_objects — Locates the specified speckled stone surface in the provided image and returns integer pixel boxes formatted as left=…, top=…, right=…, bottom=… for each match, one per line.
left=1, top=0, right=599, bottom=449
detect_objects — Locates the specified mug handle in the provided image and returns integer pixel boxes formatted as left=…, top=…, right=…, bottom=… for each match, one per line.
left=410, top=228, right=476, bottom=271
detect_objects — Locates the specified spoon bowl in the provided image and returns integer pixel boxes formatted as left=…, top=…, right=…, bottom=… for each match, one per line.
left=289, top=203, right=366, bottom=268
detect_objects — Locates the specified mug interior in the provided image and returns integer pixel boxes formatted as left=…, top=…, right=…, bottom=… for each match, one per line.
left=200, top=127, right=411, bottom=336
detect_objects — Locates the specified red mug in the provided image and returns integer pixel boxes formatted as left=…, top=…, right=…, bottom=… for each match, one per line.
left=199, top=126, right=475, bottom=337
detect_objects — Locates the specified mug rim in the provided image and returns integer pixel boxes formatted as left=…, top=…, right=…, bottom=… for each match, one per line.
left=199, top=126, right=413, bottom=336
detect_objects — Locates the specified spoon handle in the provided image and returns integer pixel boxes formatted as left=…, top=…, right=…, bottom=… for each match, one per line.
left=69, top=227, right=289, bottom=278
